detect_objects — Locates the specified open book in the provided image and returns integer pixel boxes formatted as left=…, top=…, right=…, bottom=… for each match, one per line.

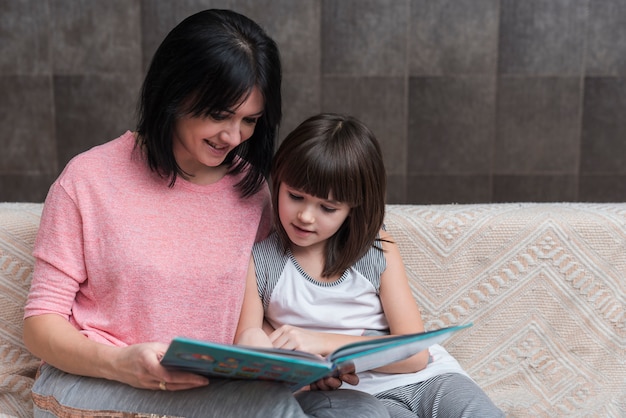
left=161, top=323, right=472, bottom=391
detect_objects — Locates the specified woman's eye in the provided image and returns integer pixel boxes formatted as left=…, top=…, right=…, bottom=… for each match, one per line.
left=243, top=117, right=259, bottom=125
left=210, top=112, right=228, bottom=121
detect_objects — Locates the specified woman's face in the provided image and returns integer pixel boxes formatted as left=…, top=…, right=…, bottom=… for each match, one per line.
left=172, top=87, right=264, bottom=184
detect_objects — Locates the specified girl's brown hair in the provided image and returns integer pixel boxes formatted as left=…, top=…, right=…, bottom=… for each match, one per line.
left=271, top=113, right=387, bottom=278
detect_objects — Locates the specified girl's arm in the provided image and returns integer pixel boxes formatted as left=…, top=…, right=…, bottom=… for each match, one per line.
left=236, top=257, right=359, bottom=390
left=268, top=229, right=430, bottom=374
left=374, top=228, right=430, bottom=373
left=270, top=229, right=430, bottom=372
left=269, top=325, right=375, bottom=356
left=234, top=257, right=273, bottom=348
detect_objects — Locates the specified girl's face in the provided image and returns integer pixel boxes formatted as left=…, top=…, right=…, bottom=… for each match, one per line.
left=172, top=87, right=264, bottom=184
left=278, top=182, right=351, bottom=253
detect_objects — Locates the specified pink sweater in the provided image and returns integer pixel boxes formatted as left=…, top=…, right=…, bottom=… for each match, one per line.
left=24, top=131, right=271, bottom=347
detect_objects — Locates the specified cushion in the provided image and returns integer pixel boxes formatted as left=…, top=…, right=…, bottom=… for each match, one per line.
left=384, top=203, right=626, bottom=417
left=0, top=203, right=44, bottom=417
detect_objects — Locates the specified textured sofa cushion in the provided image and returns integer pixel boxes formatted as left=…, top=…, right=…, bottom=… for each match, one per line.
left=1, top=202, right=625, bottom=417
left=385, top=203, right=626, bottom=417
left=0, top=203, right=43, bottom=417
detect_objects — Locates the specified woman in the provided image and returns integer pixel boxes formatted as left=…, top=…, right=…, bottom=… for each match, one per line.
left=23, top=10, right=389, bottom=417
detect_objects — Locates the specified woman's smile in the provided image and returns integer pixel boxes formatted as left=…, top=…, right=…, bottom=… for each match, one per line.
left=203, top=138, right=230, bottom=156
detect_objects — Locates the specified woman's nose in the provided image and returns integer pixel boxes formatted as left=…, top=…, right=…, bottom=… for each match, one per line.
left=219, top=121, right=241, bottom=145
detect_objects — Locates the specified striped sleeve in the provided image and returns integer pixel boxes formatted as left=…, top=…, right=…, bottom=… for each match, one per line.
left=251, top=233, right=289, bottom=310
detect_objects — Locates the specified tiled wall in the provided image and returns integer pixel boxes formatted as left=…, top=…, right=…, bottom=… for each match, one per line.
left=1, top=0, right=625, bottom=203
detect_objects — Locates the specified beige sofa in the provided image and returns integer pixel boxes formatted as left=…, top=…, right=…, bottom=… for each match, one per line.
left=1, top=202, right=624, bottom=417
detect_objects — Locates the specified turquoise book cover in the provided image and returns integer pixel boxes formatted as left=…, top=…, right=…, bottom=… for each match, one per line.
left=161, top=323, right=472, bottom=391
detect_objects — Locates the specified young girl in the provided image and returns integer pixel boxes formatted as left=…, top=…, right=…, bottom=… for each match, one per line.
left=236, top=113, right=504, bottom=417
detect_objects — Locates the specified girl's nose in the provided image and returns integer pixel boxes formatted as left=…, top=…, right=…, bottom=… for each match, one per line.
left=297, top=207, right=314, bottom=223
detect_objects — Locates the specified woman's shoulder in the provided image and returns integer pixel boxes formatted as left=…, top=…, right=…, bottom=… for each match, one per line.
left=52, top=131, right=146, bottom=202
left=60, top=131, right=136, bottom=175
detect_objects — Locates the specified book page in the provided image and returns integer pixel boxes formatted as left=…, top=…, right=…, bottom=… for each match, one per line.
left=330, top=323, right=472, bottom=373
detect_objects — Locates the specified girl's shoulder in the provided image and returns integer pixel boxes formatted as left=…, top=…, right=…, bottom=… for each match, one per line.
left=352, top=234, right=387, bottom=289
left=252, top=232, right=285, bottom=262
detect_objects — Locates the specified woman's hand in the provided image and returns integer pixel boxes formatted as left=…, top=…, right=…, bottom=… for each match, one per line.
left=23, top=314, right=208, bottom=391
left=111, top=342, right=209, bottom=391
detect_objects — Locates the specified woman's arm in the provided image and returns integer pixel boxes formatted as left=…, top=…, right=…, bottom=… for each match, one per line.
left=23, top=314, right=209, bottom=391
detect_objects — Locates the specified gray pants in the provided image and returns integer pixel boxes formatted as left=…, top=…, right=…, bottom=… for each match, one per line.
left=33, top=364, right=390, bottom=418
left=375, top=373, right=504, bottom=418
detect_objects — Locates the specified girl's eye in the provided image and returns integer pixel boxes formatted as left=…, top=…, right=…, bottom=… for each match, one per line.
left=321, top=206, right=337, bottom=213
left=288, top=192, right=303, bottom=201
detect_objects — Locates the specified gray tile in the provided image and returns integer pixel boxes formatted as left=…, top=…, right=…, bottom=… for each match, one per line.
left=0, top=76, right=55, bottom=173
left=407, top=76, right=495, bottom=174
left=280, top=74, right=321, bottom=143
left=581, top=77, right=626, bottom=175
left=579, top=175, right=626, bottom=202
left=494, top=77, right=581, bottom=174
left=54, top=74, right=141, bottom=169
left=586, top=0, right=626, bottom=76
left=321, top=0, right=408, bottom=76
left=386, top=174, right=406, bottom=204
left=406, top=175, right=491, bottom=204
left=0, top=174, right=55, bottom=203
left=50, top=0, right=142, bottom=75
left=498, top=0, right=587, bottom=75
left=140, top=0, right=231, bottom=71
left=322, top=76, right=406, bottom=176
left=409, top=0, right=499, bottom=76
left=0, top=0, right=50, bottom=75
left=233, top=0, right=321, bottom=76
left=493, top=175, right=577, bottom=202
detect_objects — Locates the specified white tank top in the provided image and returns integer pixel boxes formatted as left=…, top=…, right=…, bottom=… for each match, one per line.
left=252, top=232, right=468, bottom=394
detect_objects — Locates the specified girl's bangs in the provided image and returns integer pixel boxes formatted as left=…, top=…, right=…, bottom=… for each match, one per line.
left=281, top=148, right=363, bottom=207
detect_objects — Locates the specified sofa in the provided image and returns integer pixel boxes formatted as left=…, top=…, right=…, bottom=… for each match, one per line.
left=0, top=201, right=624, bottom=417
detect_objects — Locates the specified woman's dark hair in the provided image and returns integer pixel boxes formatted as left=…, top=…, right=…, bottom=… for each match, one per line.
left=271, top=113, right=387, bottom=278
left=136, top=9, right=281, bottom=197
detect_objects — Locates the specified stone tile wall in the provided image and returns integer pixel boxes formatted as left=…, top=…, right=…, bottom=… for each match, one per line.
left=1, top=0, right=625, bottom=203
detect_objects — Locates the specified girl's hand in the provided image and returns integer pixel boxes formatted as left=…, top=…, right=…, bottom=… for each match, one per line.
left=309, top=373, right=360, bottom=391
left=269, top=324, right=327, bottom=354
left=111, top=342, right=209, bottom=391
